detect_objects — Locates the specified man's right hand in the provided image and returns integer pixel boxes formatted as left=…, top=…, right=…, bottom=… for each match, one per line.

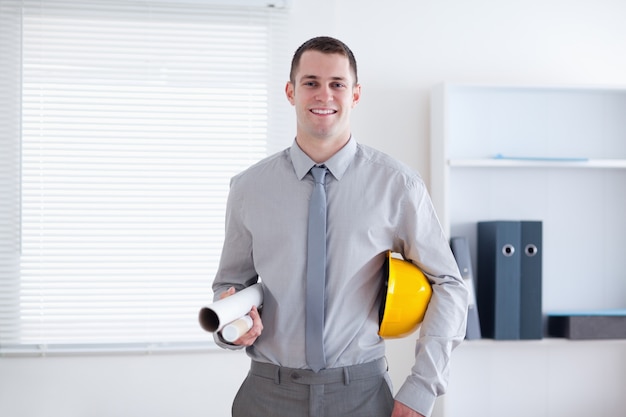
left=219, top=287, right=263, bottom=346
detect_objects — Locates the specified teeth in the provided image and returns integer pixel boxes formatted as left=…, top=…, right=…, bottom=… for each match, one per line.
left=311, top=109, right=335, bottom=115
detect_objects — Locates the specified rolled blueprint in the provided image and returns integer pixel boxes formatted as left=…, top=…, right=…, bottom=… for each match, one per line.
left=221, top=315, right=253, bottom=342
left=198, top=283, right=263, bottom=333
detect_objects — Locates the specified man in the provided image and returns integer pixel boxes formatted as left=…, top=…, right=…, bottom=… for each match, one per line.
left=212, top=36, right=468, bottom=417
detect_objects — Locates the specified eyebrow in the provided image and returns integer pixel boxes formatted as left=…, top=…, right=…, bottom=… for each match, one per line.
left=300, top=74, right=348, bottom=82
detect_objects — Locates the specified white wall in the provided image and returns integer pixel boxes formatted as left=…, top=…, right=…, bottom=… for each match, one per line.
left=2, top=1, right=626, bottom=416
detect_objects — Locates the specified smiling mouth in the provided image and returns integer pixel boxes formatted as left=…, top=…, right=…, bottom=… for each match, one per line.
left=310, top=109, right=336, bottom=115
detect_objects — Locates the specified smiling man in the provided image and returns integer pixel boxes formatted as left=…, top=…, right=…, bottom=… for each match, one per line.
left=212, top=36, right=468, bottom=417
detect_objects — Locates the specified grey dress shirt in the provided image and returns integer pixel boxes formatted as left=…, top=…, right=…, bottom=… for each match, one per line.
left=213, top=137, right=468, bottom=416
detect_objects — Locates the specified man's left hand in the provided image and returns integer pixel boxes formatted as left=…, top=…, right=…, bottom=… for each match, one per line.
left=391, top=400, right=426, bottom=417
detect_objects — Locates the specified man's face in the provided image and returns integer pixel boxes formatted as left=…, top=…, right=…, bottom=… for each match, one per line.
left=286, top=50, right=360, bottom=144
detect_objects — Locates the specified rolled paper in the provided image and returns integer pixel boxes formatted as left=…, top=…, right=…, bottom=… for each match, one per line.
left=221, top=315, right=254, bottom=342
left=198, top=283, right=263, bottom=332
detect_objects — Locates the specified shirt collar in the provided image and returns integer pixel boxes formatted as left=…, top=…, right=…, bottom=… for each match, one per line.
left=290, top=136, right=357, bottom=181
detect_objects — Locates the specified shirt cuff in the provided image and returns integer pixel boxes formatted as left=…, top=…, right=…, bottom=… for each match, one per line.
left=213, top=331, right=245, bottom=350
left=394, top=379, right=438, bottom=417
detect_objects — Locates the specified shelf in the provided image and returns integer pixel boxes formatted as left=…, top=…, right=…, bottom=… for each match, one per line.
left=430, top=82, right=626, bottom=417
left=448, top=158, right=626, bottom=169
left=459, top=337, right=626, bottom=347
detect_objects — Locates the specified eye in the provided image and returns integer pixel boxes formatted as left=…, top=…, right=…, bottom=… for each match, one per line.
left=303, top=81, right=317, bottom=87
left=332, top=82, right=346, bottom=89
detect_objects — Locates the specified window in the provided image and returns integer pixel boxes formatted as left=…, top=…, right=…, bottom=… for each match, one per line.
left=0, top=0, right=290, bottom=354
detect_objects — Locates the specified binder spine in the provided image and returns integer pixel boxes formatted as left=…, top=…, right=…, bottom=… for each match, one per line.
left=520, top=221, right=543, bottom=339
left=477, top=221, right=522, bottom=340
left=450, top=236, right=481, bottom=339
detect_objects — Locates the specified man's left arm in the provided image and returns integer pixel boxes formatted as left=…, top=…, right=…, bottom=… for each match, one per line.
left=394, top=181, right=469, bottom=417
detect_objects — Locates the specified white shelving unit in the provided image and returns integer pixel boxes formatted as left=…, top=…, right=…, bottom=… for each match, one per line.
left=430, top=83, right=626, bottom=417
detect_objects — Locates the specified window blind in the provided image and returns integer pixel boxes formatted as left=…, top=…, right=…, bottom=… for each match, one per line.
left=0, top=0, right=290, bottom=354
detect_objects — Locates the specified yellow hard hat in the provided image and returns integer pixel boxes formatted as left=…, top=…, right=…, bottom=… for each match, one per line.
left=378, top=251, right=433, bottom=338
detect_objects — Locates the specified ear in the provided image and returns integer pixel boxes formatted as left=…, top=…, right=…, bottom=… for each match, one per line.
left=285, top=81, right=295, bottom=105
left=351, top=83, right=361, bottom=108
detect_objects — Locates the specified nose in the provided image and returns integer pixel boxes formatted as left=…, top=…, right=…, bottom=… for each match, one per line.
left=315, top=85, right=333, bottom=102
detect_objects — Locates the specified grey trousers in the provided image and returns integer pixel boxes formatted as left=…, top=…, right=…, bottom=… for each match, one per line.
left=231, top=358, right=394, bottom=417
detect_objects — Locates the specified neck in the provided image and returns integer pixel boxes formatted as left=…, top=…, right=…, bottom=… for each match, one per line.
left=296, top=134, right=351, bottom=164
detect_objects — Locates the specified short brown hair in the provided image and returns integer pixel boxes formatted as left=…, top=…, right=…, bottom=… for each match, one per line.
left=289, top=36, right=358, bottom=85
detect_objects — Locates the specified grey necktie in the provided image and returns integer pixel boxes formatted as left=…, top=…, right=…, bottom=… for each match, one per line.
left=305, top=165, right=327, bottom=372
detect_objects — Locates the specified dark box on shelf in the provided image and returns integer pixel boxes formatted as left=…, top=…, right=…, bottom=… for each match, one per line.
left=547, top=310, right=626, bottom=340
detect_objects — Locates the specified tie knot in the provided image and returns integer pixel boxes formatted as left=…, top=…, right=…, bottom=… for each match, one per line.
left=311, top=165, right=327, bottom=184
